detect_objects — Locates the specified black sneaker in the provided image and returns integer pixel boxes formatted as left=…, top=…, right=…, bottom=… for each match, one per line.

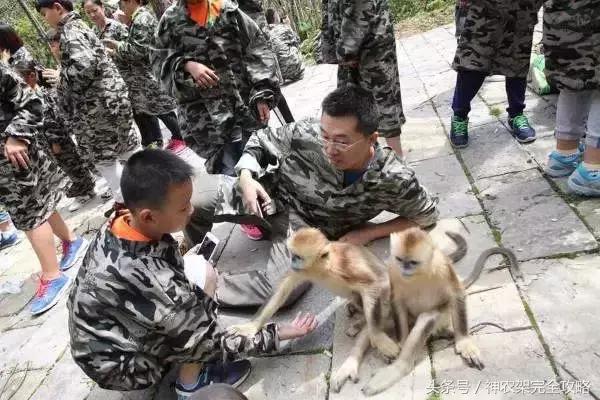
left=508, top=114, right=536, bottom=143
left=450, top=115, right=469, bottom=148
left=175, top=360, right=252, bottom=399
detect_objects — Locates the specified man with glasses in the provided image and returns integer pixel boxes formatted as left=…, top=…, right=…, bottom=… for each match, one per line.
left=188, top=86, right=438, bottom=308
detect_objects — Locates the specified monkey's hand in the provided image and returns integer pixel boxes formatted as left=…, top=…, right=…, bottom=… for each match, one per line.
left=227, top=321, right=261, bottom=338
left=362, top=359, right=411, bottom=396
left=331, top=357, right=360, bottom=393
left=455, top=337, right=484, bottom=370
left=371, top=332, right=400, bottom=359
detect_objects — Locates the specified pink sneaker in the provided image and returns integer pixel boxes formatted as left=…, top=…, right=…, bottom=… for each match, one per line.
left=240, top=224, right=263, bottom=241
left=166, top=139, right=187, bottom=154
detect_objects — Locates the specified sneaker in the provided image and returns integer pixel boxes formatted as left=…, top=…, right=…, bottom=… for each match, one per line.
left=59, top=236, right=89, bottom=271
left=546, top=150, right=582, bottom=178
left=175, top=360, right=252, bottom=399
left=449, top=115, right=469, bottom=148
left=567, top=164, right=600, bottom=196
left=68, top=193, right=95, bottom=212
left=30, top=274, right=71, bottom=315
left=0, top=229, right=22, bottom=250
left=166, top=138, right=187, bottom=154
left=240, top=224, right=263, bottom=241
left=508, top=114, right=536, bottom=143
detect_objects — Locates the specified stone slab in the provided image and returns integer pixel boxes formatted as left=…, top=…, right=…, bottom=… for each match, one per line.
left=329, top=309, right=432, bottom=400
left=520, top=255, right=600, bottom=398
left=409, top=155, right=481, bottom=219
left=573, top=199, right=600, bottom=239
left=0, top=275, right=36, bottom=317
left=458, top=122, right=536, bottom=180
left=216, top=225, right=273, bottom=274
left=432, top=330, right=561, bottom=399
left=86, top=385, right=157, bottom=400
left=401, top=114, right=455, bottom=163
left=29, top=349, right=95, bottom=400
left=239, top=354, right=330, bottom=400
left=0, top=326, right=39, bottom=371
left=476, top=169, right=598, bottom=259
left=0, top=368, right=48, bottom=400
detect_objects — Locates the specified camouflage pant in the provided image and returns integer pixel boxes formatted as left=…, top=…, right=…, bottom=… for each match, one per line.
left=337, top=43, right=405, bottom=138
left=185, top=173, right=310, bottom=308
left=52, top=138, right=96, bottom=197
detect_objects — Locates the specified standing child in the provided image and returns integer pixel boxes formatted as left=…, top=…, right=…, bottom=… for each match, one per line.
left=68, top=149, right=317, bottom=398
left=0, top=64, right=87, bottom=315
left=36, top=0, right=141, bottom=211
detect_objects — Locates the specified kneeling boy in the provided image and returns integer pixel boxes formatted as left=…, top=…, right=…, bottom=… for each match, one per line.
left=68, top=149, right=316, bottom=397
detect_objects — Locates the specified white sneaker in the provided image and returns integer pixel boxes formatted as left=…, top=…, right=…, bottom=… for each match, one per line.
left=68, top=194, right=94, bottom=212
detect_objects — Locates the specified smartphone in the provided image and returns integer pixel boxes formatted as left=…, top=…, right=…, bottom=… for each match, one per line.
left=192, top=232, right=220, bottom=265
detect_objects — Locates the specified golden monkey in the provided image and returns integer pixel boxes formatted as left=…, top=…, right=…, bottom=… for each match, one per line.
left=228, top=227, right=400, bottom=359
left=359, top=227, right=520, bottom=396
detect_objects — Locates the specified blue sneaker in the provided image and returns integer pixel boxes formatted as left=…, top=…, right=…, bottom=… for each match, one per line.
left=59, top=237, right=89, bottom=271
left=509, top=114, right=536, bottom=143
left=30, top=274, right=71, bottom=315
left=546, top=150, right=582, bottom=178
left=175, top=360, right=252, bottom=399
left=449, top=115, right=469, bottom=148
left=568, top=164, right=600, bottom=196
left=0, top=229, right=21, bottom=250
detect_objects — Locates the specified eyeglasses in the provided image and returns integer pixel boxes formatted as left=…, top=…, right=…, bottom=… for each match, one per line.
left=319, top=136, right=365, bottom=152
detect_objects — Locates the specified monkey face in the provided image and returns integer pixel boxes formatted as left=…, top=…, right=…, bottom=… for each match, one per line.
left=287, top=228, right=330, bottom=271
left=390, top=228, right=435, bottom=278
left=393, top=256, right=421, bottom=277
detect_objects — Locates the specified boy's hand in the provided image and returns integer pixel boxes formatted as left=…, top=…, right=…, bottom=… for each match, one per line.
left=278, top=312, right=318, bottom=340
left=185, top=61, right=220, bottom=89
left=239, top=169, right=271, bottom=216
left=42, top=69, right=60, bottom=85
left=4, top=137, right=30, bottom=169
left=51, top=143, right=62, bottom=155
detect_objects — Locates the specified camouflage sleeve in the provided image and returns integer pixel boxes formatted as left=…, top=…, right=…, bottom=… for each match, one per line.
left=236, top=10, right=280, bottom=108
left=60, top=28, right=99, bottom=93
left=115, top=12, right=154, bottom=64
left=336, top=0, right=375, bottom=62
left=235, top=123, right=295, bottom=177
left=158, top=292, right=279, bottom=363
left=0, top=66, right=43, bottom=140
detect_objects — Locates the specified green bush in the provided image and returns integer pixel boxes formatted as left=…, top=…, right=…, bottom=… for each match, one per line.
left=389, top=0, right=454, bottom=20
left=13, top=16, right=55, bottom=68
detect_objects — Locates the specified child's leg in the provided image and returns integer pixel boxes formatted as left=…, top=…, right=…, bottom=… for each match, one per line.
left=0, top=208, right=12, bottom=232
left=583, top=90, right=600, bottom=166
left=179, top=363, right=204, bottom=386
left=505, top=77, right=527, bottom=118
left=47, top=211, right=76, bottom=243
left=25, top=221, right=61, bottom=280
left=451, top=70, right=487, bottom=119
left=96, top=158, right=125, bottom=203
left=159, top=111, right=184, bottom=141
left=556, top=89, right=592, bottom=151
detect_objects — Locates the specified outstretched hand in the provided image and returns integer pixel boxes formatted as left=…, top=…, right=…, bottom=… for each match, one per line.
left=278, top=312, right=318, bottom=340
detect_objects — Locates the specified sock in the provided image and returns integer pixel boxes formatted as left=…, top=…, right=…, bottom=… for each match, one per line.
left=556, top=148, right=579, bottom=156
left=178, top=370, right=205, bottom=391
left=583, top=162, right=600, bottom=171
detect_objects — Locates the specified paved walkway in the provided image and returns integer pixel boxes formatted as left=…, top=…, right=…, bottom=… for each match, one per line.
left=1, top=21, right=599, bottom=400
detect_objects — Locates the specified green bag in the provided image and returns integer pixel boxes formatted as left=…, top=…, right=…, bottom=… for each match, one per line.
left=529, top=54, right=554, bottom=95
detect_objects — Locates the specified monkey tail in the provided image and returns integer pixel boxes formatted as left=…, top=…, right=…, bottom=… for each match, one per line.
left=445, top=231, right=468, bottom=263
left=463, top=247, right=522, bottom=288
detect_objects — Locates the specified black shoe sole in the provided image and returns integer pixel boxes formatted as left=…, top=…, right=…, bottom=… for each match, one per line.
left=515, top=136, right=536, bottom=144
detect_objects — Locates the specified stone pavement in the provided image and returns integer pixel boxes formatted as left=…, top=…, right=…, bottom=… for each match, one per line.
left=1, top=20, right=600, bottom=400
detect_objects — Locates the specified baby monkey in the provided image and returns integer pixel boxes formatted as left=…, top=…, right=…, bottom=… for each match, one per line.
left=362, top=227, right=520, bottom=395
left=228, top=227, right=399, bottom=359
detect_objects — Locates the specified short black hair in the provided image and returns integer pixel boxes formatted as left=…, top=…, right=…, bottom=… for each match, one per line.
left=191, top=384, right=248, bottom=400
left=83, top=0, right=104, bottom=6
left=121, top=149, right=194, bottom=210
left=265, top=8, right=276, bottom=24
left=321, top=85, right=378, bottom=136
left=0, top=22, right=24, bottom=54
left=36, top=0, right=74, bottom=12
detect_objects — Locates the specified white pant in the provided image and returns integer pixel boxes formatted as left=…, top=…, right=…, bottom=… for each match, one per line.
left=95, top=147, right=141, bottom=203
left=556, top=89, right=600, bottom=149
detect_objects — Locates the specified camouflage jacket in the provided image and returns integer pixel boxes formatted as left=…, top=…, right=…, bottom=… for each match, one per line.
left=237, top=0, right=267, bottom=30
left=36, top=87, right=70, bottom=146
left=267, top=23, right=304, bottom=82
left=8, top=46, right=35, bottom=67
left=225, top=120, right=439, bottom=238
left=320, top=0, right=396, bottom=64
left=68, top=222, right=280, bottom=390
left=452, top=0, right=543, bottom=77
left=0, top=64, right=43, bottom=141
left=56, top=12, right=139, bottom=162
left=543, top=0, right=600, bottom=91
left=113, top=6, right=177, bottom=115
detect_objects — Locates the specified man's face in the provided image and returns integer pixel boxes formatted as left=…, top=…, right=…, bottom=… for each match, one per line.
left=150, top=179, right=194, bottom=234
left=39, top=5, right=64, bottom=28
left=320, top=113, right=376, bottom=170
left=119, top=0, right=136, bottom=18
